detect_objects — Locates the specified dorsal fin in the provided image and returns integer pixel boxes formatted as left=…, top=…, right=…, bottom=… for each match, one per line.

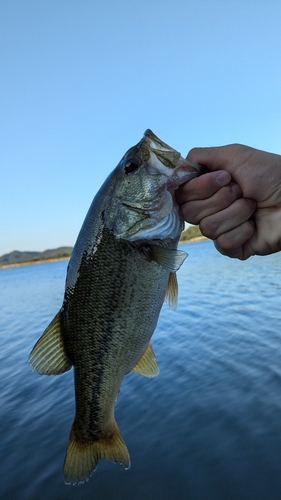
left=28, top=311, right=72, bottom=375
left=131, top=342, right=159, bottom=377
left=165, top=272, right=178, bottom=310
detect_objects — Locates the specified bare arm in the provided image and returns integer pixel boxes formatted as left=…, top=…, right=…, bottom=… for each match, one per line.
left=176, top=144, right=281, bottom=260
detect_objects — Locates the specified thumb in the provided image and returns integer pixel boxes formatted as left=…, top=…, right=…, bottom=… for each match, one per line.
left=187, top=144, right=237, bottom=174
left=187, top=146, right=231, bottom=172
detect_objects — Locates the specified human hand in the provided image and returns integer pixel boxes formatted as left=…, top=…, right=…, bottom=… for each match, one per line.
left=176, top=144, right=281, bottom=260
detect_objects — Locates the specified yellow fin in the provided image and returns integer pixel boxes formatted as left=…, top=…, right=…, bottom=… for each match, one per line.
left=132, top=342, right=159, bottom=378
left=165, top=272, right=178, bottom=310
left=28, top=311, right=72, bottom=375
left=149, top=245, right=188, bottom=272
left=63, top=420, right=130, bottom=484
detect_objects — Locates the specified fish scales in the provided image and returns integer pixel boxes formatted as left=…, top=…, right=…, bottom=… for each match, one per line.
left=28, top=129, right=204, bottom=484
left=63, top=225, right=169, bottom=442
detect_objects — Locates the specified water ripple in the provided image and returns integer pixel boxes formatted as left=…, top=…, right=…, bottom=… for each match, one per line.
left=1, top=243, right=281, bottom=499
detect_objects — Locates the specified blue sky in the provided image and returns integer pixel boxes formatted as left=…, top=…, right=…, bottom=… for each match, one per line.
left=1, top=0, right=281, bottom=255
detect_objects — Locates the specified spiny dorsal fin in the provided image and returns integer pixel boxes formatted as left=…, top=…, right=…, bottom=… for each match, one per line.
left=28, top=311, right=72, bottom=375
left=132, top=342, right=159, bottom=377
left=149, top=245, right=188, bottom=272
left=165, top=272, right=178, bottom=310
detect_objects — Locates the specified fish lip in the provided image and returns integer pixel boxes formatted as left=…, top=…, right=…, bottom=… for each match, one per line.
left=143, top=129, right=174, bottom=151
left=143, top=129, right=205, bottom=176
left=170, top=159, right=206, bottom=185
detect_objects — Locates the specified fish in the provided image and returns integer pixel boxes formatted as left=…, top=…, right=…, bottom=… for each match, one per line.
left=28, top=129, right=203, bottom=484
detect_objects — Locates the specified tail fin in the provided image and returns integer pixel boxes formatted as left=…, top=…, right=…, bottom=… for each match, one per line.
left=63, top=420, right=130, bottom=484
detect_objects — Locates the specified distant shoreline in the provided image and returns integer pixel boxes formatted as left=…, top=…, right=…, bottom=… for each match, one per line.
left=179, top=236, right=209, bottom=244
left=0, top=237, right=208, bottom=270
left=0, top=256, right=70, bottom=270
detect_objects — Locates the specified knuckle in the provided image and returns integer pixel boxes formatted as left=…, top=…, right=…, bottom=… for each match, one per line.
left=181, top=203, right=201, bottom=225
left=229, top=182, right=242, bottom=199
left=215, top=221, right=255, bottom=256
left=187, top=147, right=200, bottom=162
left=216, top=232, right=236, bottom=251
left=215, top=239, right=243, bottom=259
left=199, top=216, right=218, bottom=238
left=236, top=198, right=255, bottom=218
left=218, top=183, right=241, bottom=206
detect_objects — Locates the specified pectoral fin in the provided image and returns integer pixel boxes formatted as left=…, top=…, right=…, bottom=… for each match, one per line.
left=149, top=245, right=188, bottom=272
left=132, top=342, right=159, bottom=377
left=28, top=311, right=72, bottom=375
left=165, top=272, right=178, bottom=310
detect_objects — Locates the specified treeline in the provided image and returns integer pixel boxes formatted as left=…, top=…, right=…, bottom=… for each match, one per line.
left=1, top=227, right=205, bottom=268
left=0, top=247, right=73, bottom=267
left=180, top=225, right=204, bottom=242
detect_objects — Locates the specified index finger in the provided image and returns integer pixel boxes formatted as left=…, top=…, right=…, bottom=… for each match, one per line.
left=176, top=170, right=232, bottom=204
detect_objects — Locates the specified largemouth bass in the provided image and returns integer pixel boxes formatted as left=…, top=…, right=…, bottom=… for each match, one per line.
left=29, top=130, right=203, bottom=484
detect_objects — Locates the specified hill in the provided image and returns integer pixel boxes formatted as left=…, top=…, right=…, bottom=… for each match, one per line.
left=0, top=226, right=205, bottom=268
left=180, top=225, right=206, bottom=242
left=0, top=247, right=73, bottom=267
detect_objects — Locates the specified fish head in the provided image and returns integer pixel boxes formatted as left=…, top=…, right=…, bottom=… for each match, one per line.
left=104, top=130, right=204, bottom=242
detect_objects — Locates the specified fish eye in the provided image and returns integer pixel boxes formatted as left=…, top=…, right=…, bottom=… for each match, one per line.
left=124, top=159, right=140, bottom=175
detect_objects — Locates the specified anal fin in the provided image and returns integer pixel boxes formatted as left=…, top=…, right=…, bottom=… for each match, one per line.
left=132, top=342, right=159, bottom=378
left=165, top=272, right=178, bottom=310
left=28, top=311, right=72, bottom=375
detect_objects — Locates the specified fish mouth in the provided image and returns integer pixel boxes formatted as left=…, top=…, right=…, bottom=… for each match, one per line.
left=143, top=129, right=179, bottom=154
left=122, top=130, right=205, bottom=212
left=142, top=129, right=205, bottom=188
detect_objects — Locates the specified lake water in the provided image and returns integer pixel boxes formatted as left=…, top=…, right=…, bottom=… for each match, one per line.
left=1, top=240, right=281, bottom=500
